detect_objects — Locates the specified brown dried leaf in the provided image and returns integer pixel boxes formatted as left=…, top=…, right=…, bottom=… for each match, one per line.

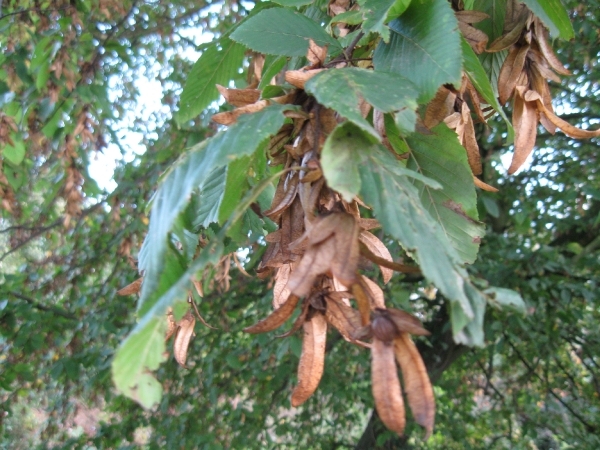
left=325, top=297, right=362, bottom=342
left=211, top=100, right=269, bottom=125
left=173, top=311, right=195, bottom=367
left=371, top=338, right=406, bottom=435
left=117, top=277, right=143, bottom=296
left=358, top=218, right=381, bottom=231
left=285, top=69, right=325, bottom=89
left=307, top=39, right=327, bottom=67
left=359, top=231, right=394, bottom=283
left=487, top=14, right=528, bottom=52
left=359, top=241, right=421, bottom=274
left=288, top=238, right=337, bottom=297
left=352, top=281, right=375, bottom=325
left=216, top=85, right=261, bottom=107
left=473, top=176, right=499, bottom=192
left=360, top=275, right=386, bottom=309
left=394, top=333, right=435, bottom=440
left=165, top=309, right=177, bottom=341
left=291, top=313, right=328, bottom=407
left=458, top=21, right=489, bottom=54
left=387, top=308, right=430, bottom=336
left=498, top=44, right=529, bottom=105
left=508, top=92, right=538, bottom=174
left=264, top=172, right=299, bottom=219
left=455, top=10, right=489, bottom=23
left=277, top=300, right=310, bottom=338
left=424, top=86, right=456, bottom=129
left=273, top=263, right=293, bottom=309
left=244, top=294, right=300, bottom=333
left=533, top=19, right=570, bottom=75
left=534, top=97, right=600, bottom=139
left=461, top=103, right=482, bottom=175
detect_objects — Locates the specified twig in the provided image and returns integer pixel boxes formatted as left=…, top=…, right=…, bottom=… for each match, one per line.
left=6, top=291, right=76, bottom=320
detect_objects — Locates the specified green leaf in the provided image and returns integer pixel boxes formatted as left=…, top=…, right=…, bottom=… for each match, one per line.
left=331, top=10, right=364, bottom=26
left=258, top=56, right=288, bottom=89
left=2, top=138, right=26, bottom=165
left=271, top=0, right=313, bottom=6
left=176, top=38, right=246, bottom=125
left=485, top=287, right=526, bottom=314
left=356, top=125, right=485, bottom=345
left=359, top=0, right=396, bottom=42
left=522, top=0, right=574, bottom=40
left=386, top=0, right=411, bottom=20
left=230, top=8, right=341, bottom=57
left=406, top=123, right=486, bottom=264
left=112, top=316, right=167, bottom=409
left=194, top=165, right=227, bottom=230
left=138, top=104, right=291, bottom=318
left=373, top=0, right=462, bottom=103
left=461, top=37, right=514, bottom=140
left=305, top=67, right=418, bottom=137
left=218, top=155, right=252, bottom=224
left=113, top=170, right=285, bottom=408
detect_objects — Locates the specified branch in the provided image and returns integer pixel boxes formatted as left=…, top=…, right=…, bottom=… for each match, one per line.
left=6, top=291, right=77, bottom=320
left=0, top=5, right=73, bottom=21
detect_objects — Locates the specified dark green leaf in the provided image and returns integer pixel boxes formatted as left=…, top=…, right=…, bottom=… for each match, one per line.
left=406, top=123, right=486, bottom=264
left=305, top=67, right=418, bottom=137
left=373, top=0, right=462, bottom=103
left=230, top=8, right=341, bottom=57
left=359, top=0, right=396, bottom=42
left=176, top=38, right=246, bottom=125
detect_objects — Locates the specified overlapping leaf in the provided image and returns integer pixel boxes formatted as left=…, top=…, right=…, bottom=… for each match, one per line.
left=230, top=8, right=341, bottom=57
left=406, top=123, right=486, bottom=264
left=305, top=68, right=418, bottom=138
left=176, top=38, right=246, bottom=125
left=522, top=0, right=574, bottom=40
left=373, top=0, right=462, bottom=103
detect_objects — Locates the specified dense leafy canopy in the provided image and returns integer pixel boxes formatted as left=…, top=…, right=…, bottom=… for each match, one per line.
left=1, top=0, right=599, bottom=448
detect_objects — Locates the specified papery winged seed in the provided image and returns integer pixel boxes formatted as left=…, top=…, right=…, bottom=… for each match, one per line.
left=174, top=311, right=196, bottom=367
left=325, top=297, right=362, bottom=342
left=443, top=112, right=461, bottom=130
left=473, top=176, right=499, bottom=192
left=535, top=98, right=600, bottom=139
left=455, top=10, right=489, bottom=23
left=361, top=275, right=385, bottom=309
left=508, top=92, right=538, bottom=174
left=277, top=300, right=309, bottom=338
left=458, top=22, right=489, bottom=54
left=461, top=103, right=482, bottom=175
left=371, top=338, right=406, bottom=435
left=498, top=45, right=530, bottom=105
left=331, top=214, right=360, bottom=288
left=424, top=87, right=456, bottom=129
left=359, top=241, right=421, bottom=274
left=351, top=282, right=374, bottom=325
left=307, top=39, right=327, bottom=66
left=216, top=85, right=261, bottom=107
left=394, top=333, right=435, bottom=440
left=291, top=313, right=327, bottom=407
left=273, top=263, right=292, bottom=309
left=359, top=231, right=393, bottom=284
left=465, top=78, right=487, bottom=124
left=488, top=13, right=528, bottom=52
left=264, top=172, right=299, bottom=219
left=358, top=218, right=381, bottom=231
left=211, top=100, right=269, bottom=125
left=287, top=238, right=336, bottom=297
left=165, top=309, right=177, bottom=341
left=117, top=277, right=143, bottom=296
left=533, top=20, right=570, bottom=76
left=244, top=294, right=300, bottom=333
left=387, top=309, right=430, bottom=336
left=284, top=69, right=324, bottom=89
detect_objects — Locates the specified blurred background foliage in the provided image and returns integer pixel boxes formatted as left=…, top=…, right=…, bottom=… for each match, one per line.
left=0, top=0, right=599, bottom=448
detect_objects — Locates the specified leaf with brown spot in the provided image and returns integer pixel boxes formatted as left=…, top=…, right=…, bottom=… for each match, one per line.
left=394, top=333, right=435, bottom=440
left=244, top=294, right=300, bottom=333
left=173, top=311, right=195, bottom=367
left=359, top=231, right=394, bottom=283
left=291, top=313, right=327, bottom=407
left=117, top=277, right=143, bottom=296
left=371, top=338, right=406, bottom=435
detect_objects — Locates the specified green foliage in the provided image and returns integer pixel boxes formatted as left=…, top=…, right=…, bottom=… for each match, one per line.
left=373, top=0, right=462, bottom=103
left=521, top=0, right=574, bottom=40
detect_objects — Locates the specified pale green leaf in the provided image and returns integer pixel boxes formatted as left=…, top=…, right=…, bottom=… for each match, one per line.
left=272, top=0, right=313, bottom=6
left=230, top=8, right=341, bottom=57
left=258, top=55, right=288, bottom=90
left=305, top=67, right=418, bottom=137
left=176, top=38, right=246, bottom=125
left=218, top=155, right=252, bottom=224
left=373, top=0, right=462, bottom=103
left=485, top=286, right=526, bottom=314
left=522, top=0, right=574, bottom=40
left=113, top=170, right=285, bottom=407
left=2, top=138, right=25, bottom=165
left=137, top=105, right=291, bottom=318
left=111, top=316, right=167, bottom=409
left=193, top=165, right=227, bottom=230
left=357, top=128, right=485, bottom=346
left=406, top=123, right=486, bottom=264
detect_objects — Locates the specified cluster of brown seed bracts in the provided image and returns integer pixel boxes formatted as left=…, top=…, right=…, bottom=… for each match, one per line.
left=488, top=1, right=600, bottom=174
